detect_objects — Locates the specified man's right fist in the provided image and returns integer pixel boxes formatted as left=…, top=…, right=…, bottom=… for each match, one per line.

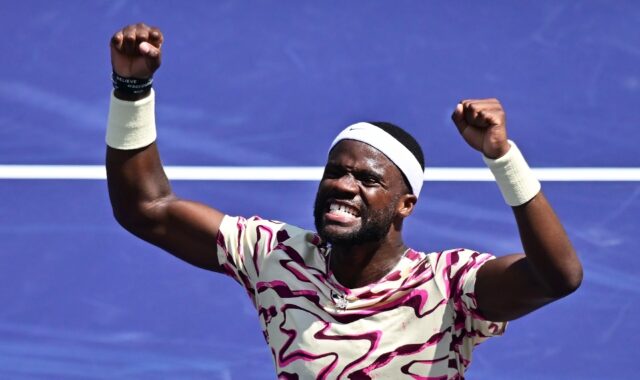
left=110, top=23, right=163, bottom=79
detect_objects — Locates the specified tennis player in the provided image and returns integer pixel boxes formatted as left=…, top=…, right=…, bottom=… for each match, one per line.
left=106, top=23, right=582, bottom=378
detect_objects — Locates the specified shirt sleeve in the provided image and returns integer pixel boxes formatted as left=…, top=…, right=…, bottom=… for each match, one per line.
left=432, top=249, right=507, bottom=346
left=216, top=215, right=287, bottom=303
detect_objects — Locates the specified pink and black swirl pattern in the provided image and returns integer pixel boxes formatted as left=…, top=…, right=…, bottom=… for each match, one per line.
left=216, top=216, right=506, bottom=379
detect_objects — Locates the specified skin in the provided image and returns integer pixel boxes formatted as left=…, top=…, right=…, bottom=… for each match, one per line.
left=452, top=99, right=583, bottom=320
left=313, top=141, right=417, bottom=288
left=107, top=23, right=582, bottom=322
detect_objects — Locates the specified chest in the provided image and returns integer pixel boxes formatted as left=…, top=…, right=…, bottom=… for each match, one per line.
left=253, top=248, right=458, bottom=376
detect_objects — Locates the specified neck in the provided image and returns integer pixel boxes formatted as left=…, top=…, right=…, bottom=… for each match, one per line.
left=330, top=238, right=407, bottom=289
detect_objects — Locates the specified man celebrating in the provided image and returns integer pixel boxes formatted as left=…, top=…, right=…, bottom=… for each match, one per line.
left=106, top=23, right=582, bottom=378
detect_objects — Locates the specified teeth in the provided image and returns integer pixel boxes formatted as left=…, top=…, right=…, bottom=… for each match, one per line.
left=329, top=203, right=357, bottom=217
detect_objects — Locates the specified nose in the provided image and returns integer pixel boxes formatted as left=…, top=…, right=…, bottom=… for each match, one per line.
left=332, top=173, right=359, bottom=195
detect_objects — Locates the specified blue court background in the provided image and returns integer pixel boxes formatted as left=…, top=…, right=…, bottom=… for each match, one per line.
left=1, top=1, right=639, bottom=379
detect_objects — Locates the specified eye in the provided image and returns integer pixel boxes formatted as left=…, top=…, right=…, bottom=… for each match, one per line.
left=359, top=174, right=380, bottom=187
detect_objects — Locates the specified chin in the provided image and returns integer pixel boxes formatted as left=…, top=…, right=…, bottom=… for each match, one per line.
left=320, top=225, right=388, bottom=246
left=318, top=226, right=358, bottom=245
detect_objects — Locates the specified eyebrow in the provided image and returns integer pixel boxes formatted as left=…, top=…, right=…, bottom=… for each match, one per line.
left=325, top=162, right=388, bottom=183
left=355, top=168, right=384, bottom=181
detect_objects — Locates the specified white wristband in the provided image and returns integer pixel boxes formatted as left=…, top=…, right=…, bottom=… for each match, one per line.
left=483, top=140, right=541, bottom=206
left=106, top=89, right=157, bottom=150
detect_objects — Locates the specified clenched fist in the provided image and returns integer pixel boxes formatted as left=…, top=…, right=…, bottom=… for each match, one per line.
left=451, top=98, right=510, bottom=159
left=110, top=23, right=163, bottom=79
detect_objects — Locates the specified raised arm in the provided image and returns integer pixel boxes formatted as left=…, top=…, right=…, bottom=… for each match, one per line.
left=106, top=23, right=225, bottom=271
left=451, top=99, right=583, bottom=321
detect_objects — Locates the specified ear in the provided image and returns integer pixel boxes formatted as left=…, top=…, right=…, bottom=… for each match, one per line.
left=396, top=193, right=417, bottom=218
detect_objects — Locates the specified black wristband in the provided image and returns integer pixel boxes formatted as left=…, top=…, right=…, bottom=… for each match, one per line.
left=112, top=71, right=153, bottom=94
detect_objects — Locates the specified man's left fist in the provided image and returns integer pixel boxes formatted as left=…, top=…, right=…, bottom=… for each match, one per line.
left=451, top=98, right=510, bottom=159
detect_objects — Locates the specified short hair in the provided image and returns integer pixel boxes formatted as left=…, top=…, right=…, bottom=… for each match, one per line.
left=368, top=121, right=425, bottom=193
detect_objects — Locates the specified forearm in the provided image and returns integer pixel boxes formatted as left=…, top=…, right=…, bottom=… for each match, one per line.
left=487, top=142, right=582, bottom=298
left=106, top=143, right=174, bottom=228
left=487, top=142, right=581, bottom=298
left=455, top=100, right=583, bottom=320
left=513, top=193, right=582, bottom=297
left=105, top=23, right=224, bottom=271
left=106, top=87, right=173, bottom=228
left=481, top=139, right=581, bottom=296
left=106, top=144, right=224, bottom=271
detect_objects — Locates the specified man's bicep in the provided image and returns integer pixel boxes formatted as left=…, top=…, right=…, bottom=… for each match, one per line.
left=474, top=254, right=556, bottom=322
left=142, top=198, right=227, bottom=272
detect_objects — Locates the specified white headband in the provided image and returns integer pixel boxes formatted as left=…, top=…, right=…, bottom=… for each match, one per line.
left=329, top=122, right=424, bottom=197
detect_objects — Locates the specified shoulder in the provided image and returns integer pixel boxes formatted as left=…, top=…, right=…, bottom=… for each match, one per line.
left=428, top=248, right=495, bottom=270
left=419, top=249, right=496, bottom=297
left=404, top=248, right=490, bottom=270
left=220, top=215, right=297, bottom=235
left=219, top=214, right=323, bottom=247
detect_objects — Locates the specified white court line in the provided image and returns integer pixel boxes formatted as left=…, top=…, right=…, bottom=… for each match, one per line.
left=0, top=165, right=639, bottom=181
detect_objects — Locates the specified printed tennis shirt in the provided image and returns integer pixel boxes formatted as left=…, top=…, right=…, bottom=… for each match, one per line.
left=216, top=216, right=506, bottom=379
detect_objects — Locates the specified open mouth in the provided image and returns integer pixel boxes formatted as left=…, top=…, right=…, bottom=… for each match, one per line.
left=325, top=201, right=360, bottom=223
